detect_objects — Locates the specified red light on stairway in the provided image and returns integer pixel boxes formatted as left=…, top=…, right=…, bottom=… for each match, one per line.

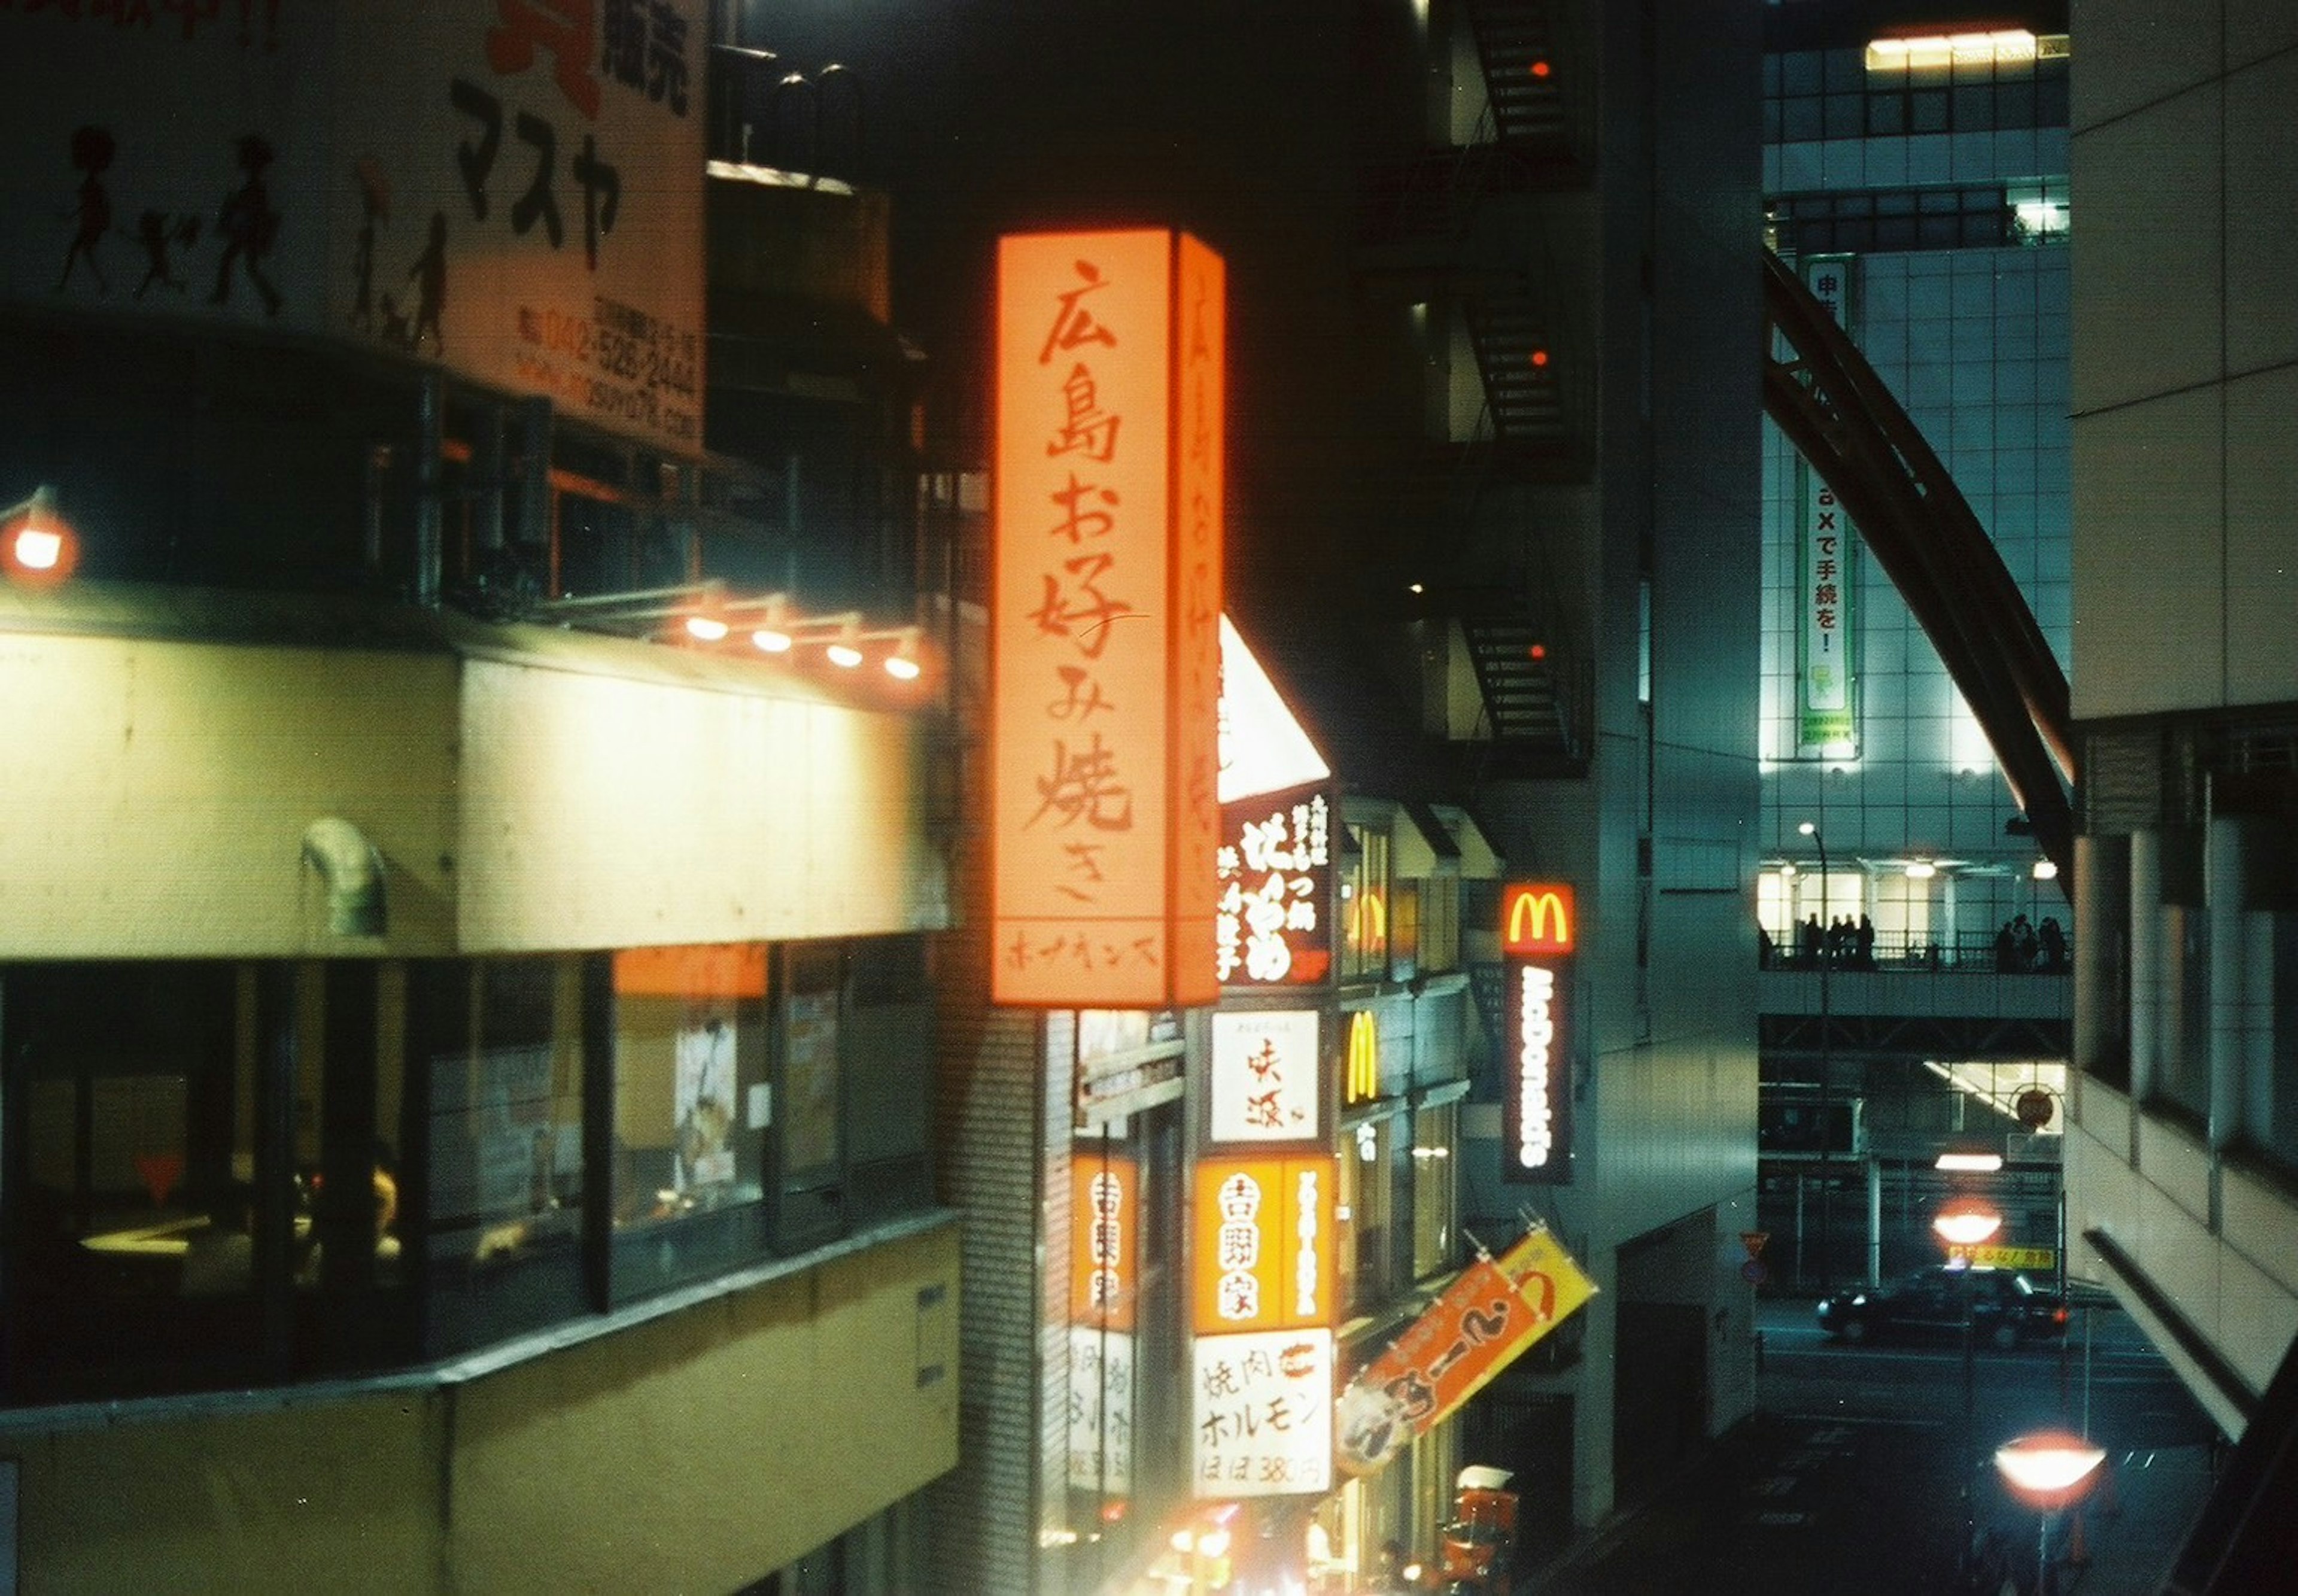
left=1528, top=643, right=1547, bottom=661
left=1530, top=59, right=1552, bottom=78
left=1529, top=348, right=1550, bottom=368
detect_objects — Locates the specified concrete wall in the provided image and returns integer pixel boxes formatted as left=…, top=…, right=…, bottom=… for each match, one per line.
left=0, top=588, right=944, bottom=959
left=2070, top=0, right=2298, bottom=719
left=12, top=1219, right=959, bottom=1595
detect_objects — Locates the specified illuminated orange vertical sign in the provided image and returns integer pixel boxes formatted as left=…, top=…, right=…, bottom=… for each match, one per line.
left=1072, top=1154, right=1138, bottom=1332
left=991, top=229, right=1225, bottom=1007
left=1193, top=1155, right=1336, bottom=1333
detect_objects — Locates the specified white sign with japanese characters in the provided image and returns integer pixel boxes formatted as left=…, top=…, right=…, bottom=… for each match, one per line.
left=4, top=0, right=706, bottom=453
left=1067, top=1326, right=1136, bottom=1494
left=1209, top=1010, right=1321, bottom=1144
left=1191, top=1328, right=1333, bottom=1499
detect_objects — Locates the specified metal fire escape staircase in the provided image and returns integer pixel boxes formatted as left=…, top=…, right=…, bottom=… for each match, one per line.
left=1761, top=248, right=2077, bottom=891
left=1465, top=0, right=1589, bottom=174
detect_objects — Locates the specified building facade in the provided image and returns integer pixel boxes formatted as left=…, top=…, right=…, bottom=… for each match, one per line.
left=0, top=7, right=956, bottom=1590
left=1755, top=0, right=2079, bottom=1293
left=1329, top=0, right=1768, bottom=1550
left=2062, top=0, right=2298, bottom=1455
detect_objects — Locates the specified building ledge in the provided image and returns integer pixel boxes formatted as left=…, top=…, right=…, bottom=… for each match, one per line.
left=0, top=1208, right=959, bottom=1439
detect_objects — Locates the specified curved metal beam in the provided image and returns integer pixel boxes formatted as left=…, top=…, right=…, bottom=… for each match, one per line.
left=1761, top=250, right=2074, bottom=893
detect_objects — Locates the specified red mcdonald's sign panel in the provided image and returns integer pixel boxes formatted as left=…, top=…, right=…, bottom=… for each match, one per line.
left=1501, top=882, right=1576, bottom=955
left=989, top=229, right=1224, bottom=1008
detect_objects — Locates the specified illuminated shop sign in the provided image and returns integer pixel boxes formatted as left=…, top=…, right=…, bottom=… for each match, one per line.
left=7, top=2, right=707, bottom=454
left=1072, top=1154, right=1139, bottom=1331
left=1193, top=1155, right=1335, bottom=1333
left=1191, top=1326, right=1332, bottom=1498
left=1069, top=1151, right=1139, bottom=1494
left=1501, top=882, right=1575, bottom=956
left=1216, top=616, right=1330, bottom=805
left=1501, top=882, right=1574, bottom=1184
left=1209, top=1011, right=1323, bottom=1145
left=990, top=229, right=1224, bottom=1008
left=1344, top=1011, right=1379, bottom=1106
left=1216, top=783, right=1333, bottom=987
left=1070, top=1325, right=1136, bottom=1494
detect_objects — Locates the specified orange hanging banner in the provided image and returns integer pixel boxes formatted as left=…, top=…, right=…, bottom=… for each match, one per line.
left=1333, top=1227, right=1597, bottom=1477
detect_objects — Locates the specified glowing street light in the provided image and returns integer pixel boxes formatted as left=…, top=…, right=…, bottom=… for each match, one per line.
left=1932, top=1200, right=2004, bottom=1250
left=2, top=485, right=78, bottom=585
left=1996, top=1431, right=2108, bottom=1594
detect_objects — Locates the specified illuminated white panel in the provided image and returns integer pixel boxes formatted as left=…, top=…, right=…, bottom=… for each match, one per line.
left=1218, top=615, right=1330, bottom=804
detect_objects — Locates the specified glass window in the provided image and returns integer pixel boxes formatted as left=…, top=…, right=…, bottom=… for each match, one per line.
left=775, top=944, right=847, bottom=1250
left=1341, top=826, right=1392, bottom=983
left=1419, top=875, right=1461, bottom=975
left=1339, top=1118, right=1395, bottom=1317
left=1411, top=1103, right=1458, bottom=1281
left=8, top=961, right=253, bottom=1399
left=843, top=937, right=937, bottom=1223
left=417, top=956, right=589, bottom=1352
left=609, top=944, right=770, bottom=1303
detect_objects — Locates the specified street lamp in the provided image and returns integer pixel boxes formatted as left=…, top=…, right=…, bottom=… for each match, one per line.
left=1934, top=1197, right=2002, bottom=1581
left=1799, top=819, right=1835, bottom=1290
left=1996, top=1430, right=2106, bottom=1595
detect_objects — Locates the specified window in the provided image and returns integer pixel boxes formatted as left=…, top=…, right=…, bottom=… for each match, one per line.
left=1411, top=1102, right=1458, bottom=1281
left=1339, top=1115, right=1400, bottom=1316
left=608, top=945, right=770, bottom=1303
left=418, top=956, right=591, bottom=1351
left=1419, top=874, right=1461, bottom=975
left=1340, top=825, right=1392, bottom=983
left=0, top=937, right=937, bottom=1403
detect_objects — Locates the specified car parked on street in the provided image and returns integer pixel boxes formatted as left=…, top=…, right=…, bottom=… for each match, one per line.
left=1814, top=1264, right=2069, bottom=1349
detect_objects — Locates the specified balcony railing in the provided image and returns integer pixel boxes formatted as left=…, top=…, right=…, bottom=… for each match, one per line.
left=1761, top=929, right=2072, bottom=975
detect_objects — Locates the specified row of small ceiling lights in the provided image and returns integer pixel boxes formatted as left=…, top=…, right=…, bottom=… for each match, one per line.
left=679, top=607, right=924, bottom=680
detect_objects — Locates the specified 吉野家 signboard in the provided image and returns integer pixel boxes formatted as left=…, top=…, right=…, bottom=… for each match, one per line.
left=1216, top=784, right=1333, bottom=988
left=1193, top=1155, right=1335, bottom=1334
left=990, top=228, right=1226, bottom=1007
left=4, top=1, right=706, bottom=454
left=1069, top=1151, right=1139, bottom=1494
left=1501, top=883, right=1574, bottom=1184
left=1208, top=1010, right=1323, bottom=1145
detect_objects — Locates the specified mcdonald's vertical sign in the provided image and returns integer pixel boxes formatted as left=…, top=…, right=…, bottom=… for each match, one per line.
left=1500, top=883, right=1574, bottom=1184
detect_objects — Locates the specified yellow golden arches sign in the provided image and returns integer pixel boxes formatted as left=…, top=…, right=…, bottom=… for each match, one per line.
left=1345, top=1011, right=1380, bottom=1105
left=1501, top=882, right=1575, bottom=955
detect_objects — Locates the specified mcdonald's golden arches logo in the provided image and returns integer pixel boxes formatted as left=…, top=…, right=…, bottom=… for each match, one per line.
left=1502, top=883, right=1576, bottom=956
left=1345, top=1011, right=1380, bottom=1105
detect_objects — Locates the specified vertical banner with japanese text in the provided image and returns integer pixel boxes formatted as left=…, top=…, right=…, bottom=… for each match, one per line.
left=1191, top=1153, right=1337, bottom=1497
left=1069, top=1151, right=1138, bottom=1494
left=1797, top=254, right=1858, bottom=752
left=991, top=229, right=1225, bottom=1007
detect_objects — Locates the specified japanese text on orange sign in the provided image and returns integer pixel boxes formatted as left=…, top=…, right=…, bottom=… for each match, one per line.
left=989, top=230, right=1223, bottom=1007
left=1335, top=1228, right=1595, bottom=1476
left=1193, top=1156, right=1335, bottom=1333
left=1072, top=1154, right=1138, bottom=1331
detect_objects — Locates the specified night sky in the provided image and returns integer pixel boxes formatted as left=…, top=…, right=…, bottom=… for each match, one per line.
left=731, top=1, right=1397, bottom=637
